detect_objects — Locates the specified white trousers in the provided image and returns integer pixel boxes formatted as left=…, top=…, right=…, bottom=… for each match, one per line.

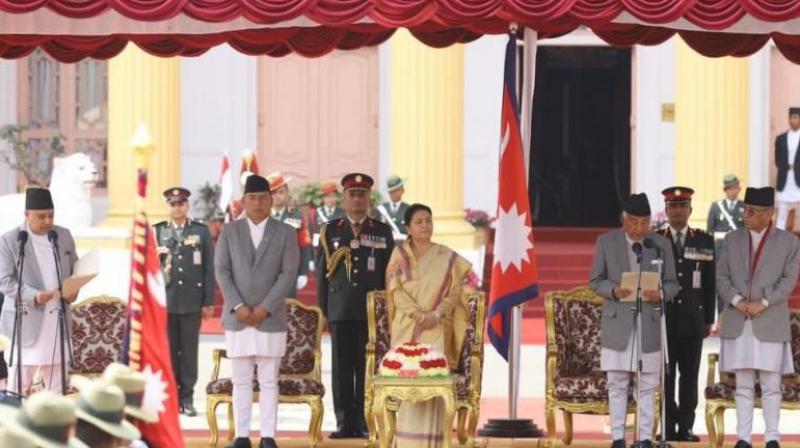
left=776, top=201, right=799, bottom=230
left=734, top=369, right=782, bottom=442
left=7, top=364, right=63, bottom=395
left=231, top=356, right=281, bottom=438
left=607, top=371, right=659, bottom=441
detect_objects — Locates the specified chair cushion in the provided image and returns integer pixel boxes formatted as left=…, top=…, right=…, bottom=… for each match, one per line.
left=373, top=296, right=391, bottom=374
left=69, top=298, right=126, bottom=375
left=552, top=298, right=602, bottom=378
left=455, top=374, right=469, bottom=401
left=206, top=377, right=325, bottom=397
left=705, top=381, right=800, bottom=403
left=553, top=371, right=608, bottom=401
left=280, top=303, right=320, bottom=375
left=455, top=295, right=483, bottom=376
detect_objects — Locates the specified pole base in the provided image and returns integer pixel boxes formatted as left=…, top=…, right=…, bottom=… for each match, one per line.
left=477, top=418, right=543, bottom=438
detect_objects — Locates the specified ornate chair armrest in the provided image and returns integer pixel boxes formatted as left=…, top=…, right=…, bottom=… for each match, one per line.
left=210, top=348, right=228, bottom=382
left=706, top=353, right=719, bottom=387
left=546, top=352, right=557, bottom=392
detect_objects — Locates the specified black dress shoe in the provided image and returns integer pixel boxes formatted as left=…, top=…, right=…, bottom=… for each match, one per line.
left=182, top=403, right=197, bottom=417
left=733, top=440, right=752, bottom=448
left=259, top=437, right=278, bottom=448
left=632, top=440, right=654, bottom=448
left=766, top=441, right=781, bottom=448
left=611, top=439, right=625, bottom=448
left=676, top=430, right=700, bottom=442
left=329, top=429, right=351, bottom=439
left=226, top=438, right=253, bottom=448
left=351, top=429, right=369, bottom=439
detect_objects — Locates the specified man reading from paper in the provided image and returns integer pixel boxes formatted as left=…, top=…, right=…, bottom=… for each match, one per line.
left=0, top=187, right=79, bottom=394
left=589, top=193, right=679, bottom=448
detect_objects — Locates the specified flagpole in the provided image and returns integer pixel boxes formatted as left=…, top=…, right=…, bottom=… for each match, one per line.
left=478, top=24, right=543, bottom=439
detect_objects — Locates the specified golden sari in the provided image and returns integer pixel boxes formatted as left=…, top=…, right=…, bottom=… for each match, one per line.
left=386, top=241, right=471, bottom=447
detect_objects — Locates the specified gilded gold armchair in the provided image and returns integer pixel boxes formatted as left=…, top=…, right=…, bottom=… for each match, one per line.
left=364, top=290, right=487, bottom=447
left=704, top=309, right=800, bottom=448
left=205, top=299, right=325, bottom=446
left=545, top=287, right=659, bottom=446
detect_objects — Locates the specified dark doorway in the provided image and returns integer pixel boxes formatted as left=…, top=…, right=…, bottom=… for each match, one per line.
left=529, top=46, right=632, bottom=227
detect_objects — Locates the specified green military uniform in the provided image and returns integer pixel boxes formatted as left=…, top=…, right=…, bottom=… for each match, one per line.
left=706, top=199, right=744, bottom=238
left=316, top=173, right=395, bottom=437
left=154, top=189, right=215, bottom=414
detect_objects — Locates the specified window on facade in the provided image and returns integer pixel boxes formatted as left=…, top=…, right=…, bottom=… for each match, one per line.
left=18, top=50, right=108, bottom=189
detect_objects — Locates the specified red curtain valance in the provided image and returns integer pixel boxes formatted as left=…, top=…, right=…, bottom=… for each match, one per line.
left=3, top=0, right=800, bottom=28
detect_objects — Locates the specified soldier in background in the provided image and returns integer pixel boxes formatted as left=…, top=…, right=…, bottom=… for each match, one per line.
left=375, top=175, right=409, bottom=240
left=154, top=187, right=215, bottom=417
left=707, top=174, right=745, bottom=244
left=267, top=172, right=313, bottom=298
left=311, top=180, right=343, bottom=247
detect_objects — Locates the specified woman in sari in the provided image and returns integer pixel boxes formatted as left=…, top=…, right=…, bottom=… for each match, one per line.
left=386, top=203, right=472, bottom=447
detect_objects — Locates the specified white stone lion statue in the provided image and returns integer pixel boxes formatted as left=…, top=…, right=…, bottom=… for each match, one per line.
left=0, top=153, right=98, bottom=234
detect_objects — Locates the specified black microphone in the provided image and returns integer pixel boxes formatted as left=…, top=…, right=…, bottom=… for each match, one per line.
left=47, top=229, right=58, bottom=244
left=643, top=237, right=662, bottom=254
left=17, top=230, right=28, bottom=258
left=632, top=241, right=643, bottom=262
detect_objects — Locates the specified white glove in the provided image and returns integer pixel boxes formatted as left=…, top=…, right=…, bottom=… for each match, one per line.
left=296, top=275, right=308, bottom=291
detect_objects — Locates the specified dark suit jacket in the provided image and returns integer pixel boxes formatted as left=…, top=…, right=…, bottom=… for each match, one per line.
left=658, top=227, right=716, bottom=339
left=775, top=131, right=800, bottom=191
left=316, top=217, right=394, bottom=322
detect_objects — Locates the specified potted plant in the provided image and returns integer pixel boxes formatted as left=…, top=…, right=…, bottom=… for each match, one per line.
left=464, top=208, right=495, bottom=245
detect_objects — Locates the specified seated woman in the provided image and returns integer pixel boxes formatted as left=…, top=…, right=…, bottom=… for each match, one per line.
left=386, top=203, right=472, bottom=447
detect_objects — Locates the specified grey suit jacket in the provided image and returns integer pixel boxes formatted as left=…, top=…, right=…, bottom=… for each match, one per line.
left=0, top=224, right=78, bottom=347
left=589, top=228, right=679, bottom=353
left=215, top=218, right=299, bottom=332
left=717, top=226, right=800, bottom=342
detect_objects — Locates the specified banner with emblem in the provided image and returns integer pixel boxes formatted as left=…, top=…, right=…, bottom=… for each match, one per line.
left=123, top=128, right=185, bottom=448
left=487, top=34, right=541, bottom=361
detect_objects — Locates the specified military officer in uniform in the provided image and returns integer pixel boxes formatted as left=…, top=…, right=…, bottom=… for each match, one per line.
left=707, top=174, right=745, bottom=243
left=154, top=187, right=215, bottom=416
left=317, top=173, right=395, bottom=439
left=267, top=172, right=313, bottom=298
left=375, top=175, right=409, bottom=240
left=658, top=187, right=716, bottom=441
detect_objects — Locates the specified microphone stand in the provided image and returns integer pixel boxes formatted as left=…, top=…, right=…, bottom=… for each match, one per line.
left=631, top=244, right=645, bottom=446
left=49, top=236, right=73, bottom=395
left=9, top=235, right=26, bottom=396
left=651, top=253, right=670, bottom=448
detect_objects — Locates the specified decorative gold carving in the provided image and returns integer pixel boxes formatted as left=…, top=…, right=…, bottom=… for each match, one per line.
left=372, top=376, right=457, bottom=448
left=545, top=287, right=661, bottom=447
left=704, top=312, right=800, bottom=448
left=205, top=299, right=326, bottom=447
left=365, top=290, right=486, bottom=447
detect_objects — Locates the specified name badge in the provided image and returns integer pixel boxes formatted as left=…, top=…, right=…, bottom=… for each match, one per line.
left=367, top=255, right=376, bottom=272
left=193, top=249, right=202, bottom=266
left=693, top=270, right=702, bottom=289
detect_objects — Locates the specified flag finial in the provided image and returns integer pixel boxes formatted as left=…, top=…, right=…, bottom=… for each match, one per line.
left=131, top=123, right=154, bottom=169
